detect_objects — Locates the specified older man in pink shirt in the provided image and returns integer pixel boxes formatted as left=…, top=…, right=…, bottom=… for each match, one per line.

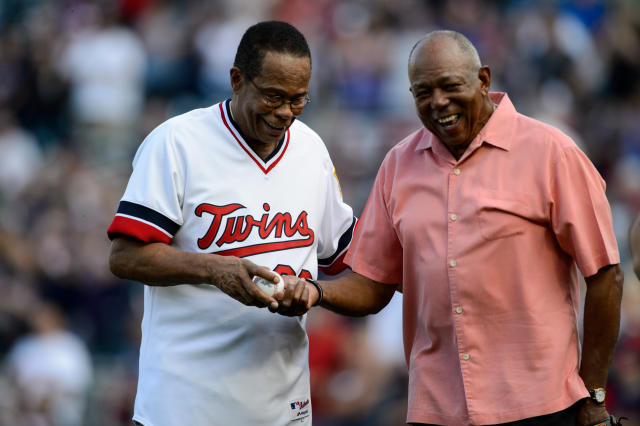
left=276, top=30, right=624, bottom=426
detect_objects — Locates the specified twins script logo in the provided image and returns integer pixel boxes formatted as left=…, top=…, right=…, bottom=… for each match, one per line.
left=195, top=202, right=315, bottom=257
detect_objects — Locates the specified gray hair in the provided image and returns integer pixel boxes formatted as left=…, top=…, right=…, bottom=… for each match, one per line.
left=409, top=30, right=482, bottom=70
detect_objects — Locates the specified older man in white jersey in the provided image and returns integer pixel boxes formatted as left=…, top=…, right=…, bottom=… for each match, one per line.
left=107, top=21, right=355, bottom=426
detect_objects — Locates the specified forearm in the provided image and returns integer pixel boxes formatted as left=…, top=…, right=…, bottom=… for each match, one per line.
left=109, top=236, right=215, bottom=286
left=579, top=264, right=623, bottom=388
left=110, top=236, right=280, bottom=308
left=318, top=271, right=397, bottom=316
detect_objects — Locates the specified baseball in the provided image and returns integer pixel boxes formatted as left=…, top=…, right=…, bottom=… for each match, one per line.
left=252, top=273, right=284, bottom=296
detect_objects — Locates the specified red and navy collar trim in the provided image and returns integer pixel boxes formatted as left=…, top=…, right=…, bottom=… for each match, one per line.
left=219, top=99, right=289, bottom=175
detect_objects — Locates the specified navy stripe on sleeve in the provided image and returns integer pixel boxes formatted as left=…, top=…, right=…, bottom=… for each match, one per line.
left=117, top=201, right=180, bottom=236
left=318, top=216, right=357, bottom=267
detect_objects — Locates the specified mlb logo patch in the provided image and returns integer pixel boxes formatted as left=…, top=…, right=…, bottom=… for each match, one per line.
left=288, top=397, right=311, bottom=420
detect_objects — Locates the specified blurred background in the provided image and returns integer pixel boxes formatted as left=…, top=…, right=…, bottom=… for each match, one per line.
left=0, top=0, right=638, bottom=425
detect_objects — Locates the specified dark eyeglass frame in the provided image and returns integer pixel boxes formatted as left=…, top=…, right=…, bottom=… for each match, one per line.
left=246, top=76, right=311, bottom=110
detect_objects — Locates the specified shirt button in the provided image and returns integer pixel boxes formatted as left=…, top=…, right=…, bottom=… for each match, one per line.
left=453, top=168, right=461, bottom=175
left=449, top=260, right=457, bottom=267
left=462, top=353, right=470, bottom=360
left=455, top=307, right=463, bottom=314
left=450, top=214, right=457, bottom=221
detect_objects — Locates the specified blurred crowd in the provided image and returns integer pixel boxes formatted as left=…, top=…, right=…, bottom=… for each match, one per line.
left=0, top=0, right=638, bottom=425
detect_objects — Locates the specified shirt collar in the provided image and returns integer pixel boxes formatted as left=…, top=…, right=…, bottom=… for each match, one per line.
left=225, top=98, right=286, bottom=162
left=415, top=92, right=517, bottom=156
left=480, top=92, right=516, bottom=151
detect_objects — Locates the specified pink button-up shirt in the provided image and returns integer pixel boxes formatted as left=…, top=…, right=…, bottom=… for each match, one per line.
left=345, top=93, right=619, bottom=425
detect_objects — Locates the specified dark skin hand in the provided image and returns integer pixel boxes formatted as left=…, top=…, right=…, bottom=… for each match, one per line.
left=109, top=236, right=281, bottom=309
left=577, top=263, right=624, bottom=425
left=274, top=271, right=397, bottom=317
left=272, top=275, right=315, bottom=316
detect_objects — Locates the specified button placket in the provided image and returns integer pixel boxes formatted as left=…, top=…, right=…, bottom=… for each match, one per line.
left=448, top=163, right=470, bottom=396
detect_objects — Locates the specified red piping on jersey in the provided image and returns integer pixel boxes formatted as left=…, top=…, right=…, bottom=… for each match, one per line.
left=219, top=103, right=289, bottom=175
left=319, top=251, right=349, bottom=276
left=107, top=215, right=172, bottom=244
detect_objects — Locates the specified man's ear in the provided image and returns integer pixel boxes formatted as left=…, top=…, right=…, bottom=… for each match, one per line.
left=230, top=67, right=243, bottom=91
left=478, top=66, right=491, bottom=95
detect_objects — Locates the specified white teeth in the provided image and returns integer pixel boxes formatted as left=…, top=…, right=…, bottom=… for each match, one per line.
left=437, top=114, right=458, bottom=124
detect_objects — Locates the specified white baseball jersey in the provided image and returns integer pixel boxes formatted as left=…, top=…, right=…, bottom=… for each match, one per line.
left=107, top=100, right=356, bottom=426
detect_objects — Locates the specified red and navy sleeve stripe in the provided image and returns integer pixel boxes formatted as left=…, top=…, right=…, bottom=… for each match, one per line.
left=318, top=216, right=357, bottom=275
left=107, top=201, right=180, bottom=244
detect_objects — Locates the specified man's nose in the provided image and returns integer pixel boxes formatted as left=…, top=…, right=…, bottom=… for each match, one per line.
left=431, top=89, right=449, bottom=109
left=273, top=102, right=295, bottom=120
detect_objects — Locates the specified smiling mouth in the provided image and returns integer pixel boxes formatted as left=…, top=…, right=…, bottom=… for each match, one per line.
left=437, top=114, right=460, bottom=129
left=263, top=118, right=286, bottom=131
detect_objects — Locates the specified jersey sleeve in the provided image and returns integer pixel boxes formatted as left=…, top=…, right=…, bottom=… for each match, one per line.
left=107, top=122, right=185, bottom=244
left=344, top=155, right=403, bottom=284
left=316, top=162, right=357, bottom=276
left=550, top=145, right=620, bottom=277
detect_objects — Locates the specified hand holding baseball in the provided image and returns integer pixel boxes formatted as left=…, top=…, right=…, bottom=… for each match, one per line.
left=252, top=272, right=284, bottom=297
left=271, top=275, right=316, bottom=316
left=208, top=257, right=279, bottom=309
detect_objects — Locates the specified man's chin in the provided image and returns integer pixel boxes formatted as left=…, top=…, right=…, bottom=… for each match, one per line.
left=263, top=131, right=285, bottom=143
left=260, top=121, right=288, bottom=141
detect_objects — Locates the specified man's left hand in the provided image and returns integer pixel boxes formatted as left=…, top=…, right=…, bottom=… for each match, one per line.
left=577, top=399, right=610, bottom=426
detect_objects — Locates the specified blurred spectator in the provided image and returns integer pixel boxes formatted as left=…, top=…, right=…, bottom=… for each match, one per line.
left=193, top=9, right=252, bottom=102
left=0, top=108, right=43, bottom=201
left=307, top=305, right=407, bottom=426
left=3, top=301, right=93, bottom=426
left=57, top=2, right=147, bottom=165
left=12, top=1, right=71, bottom=148
left=135, top=1, right=199, bottom=100
left=607, top=262, right=640, bottom=425
left=631, top=213, right=640, bottom=279
left=331, top=2, right=393, bottom=112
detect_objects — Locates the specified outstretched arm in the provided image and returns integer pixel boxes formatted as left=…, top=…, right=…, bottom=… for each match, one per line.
left=577, top=263, right=624, bottom=425
left=316, top=271, right=398, bottom=316
left=276, top=271, right=397, bottom=317
left=109, top=235, right=280, bottom=309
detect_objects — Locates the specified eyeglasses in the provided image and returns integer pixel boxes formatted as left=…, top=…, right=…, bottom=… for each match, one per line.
left=246, top=77, right=311, bottom=110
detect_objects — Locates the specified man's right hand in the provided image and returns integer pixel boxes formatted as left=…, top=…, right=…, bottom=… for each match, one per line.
left=271, top=275, right=316, bottom=316
left=208, top=256, right=280, bottom=309
left=110, top=237, right=280, bottom=309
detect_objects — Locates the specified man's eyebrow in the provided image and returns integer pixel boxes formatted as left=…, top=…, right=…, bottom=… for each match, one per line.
left=412, top=75, right=462, bottom=88
left=411, top=82, right=431, bottom=90
left=437, top=75, right=464, bottom=83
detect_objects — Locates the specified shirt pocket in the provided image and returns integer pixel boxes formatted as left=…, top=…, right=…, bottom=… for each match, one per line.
left=474, top=194, right=531, bottom=241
